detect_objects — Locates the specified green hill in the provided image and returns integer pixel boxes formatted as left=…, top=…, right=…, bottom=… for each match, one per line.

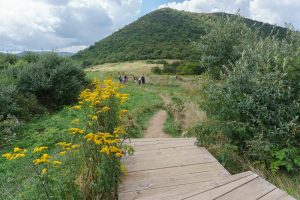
left=73, top=8, right=286, bottom=66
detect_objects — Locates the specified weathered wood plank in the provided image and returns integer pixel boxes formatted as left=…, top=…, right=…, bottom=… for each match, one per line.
left=215, top=177, right=276, bottom=200
left=258, top=188, right=287, bottom=200
left=119, top=171, right=254, bottom=200
left=183, top=174, right=259, bottom=200
left=122, top=162, right=229, bottom=183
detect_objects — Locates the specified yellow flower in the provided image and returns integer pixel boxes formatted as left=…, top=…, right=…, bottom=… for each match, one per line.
left=14, top=153, right=25, bottom=159
left=33, top=146, right=48, bottom=153
left=2, top=153, right=13, bottom=160
left=41, top=168, right=47, bottom=175
left=59, top=151, right=66, bottom=156
left=33, top=154, right=51, bottom=165
left=53, top=161, right=62, bottom=165
left=85, top=133, right=95, bottom=141
left=102, top=106, right=110, bottom=112
left=115, top=152, right=124, bottom=158
left=100, top=146, right=110, bottom=155
left=13, top=147, right=22, bottom=153
left=71, top=144, right=80, bottom=149
left=110, top=146, right=120, bottom=153
left=114, top=126, right=126, bottom=135
left=68, top=128, right=85, bottom=135
left=71, top=105, right=82, bottom=110
left=90, top=115, right=98, bottom=121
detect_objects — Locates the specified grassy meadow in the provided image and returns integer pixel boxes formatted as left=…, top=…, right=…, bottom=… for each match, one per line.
left=1, top=59, right=300, bottom=199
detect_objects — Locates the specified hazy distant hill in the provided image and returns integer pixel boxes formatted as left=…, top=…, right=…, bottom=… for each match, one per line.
left=73, top=8, right=287, bottom=66
left=16, top=51, right=75, bottom=57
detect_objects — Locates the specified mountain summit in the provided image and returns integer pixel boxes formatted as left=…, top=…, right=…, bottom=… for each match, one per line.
left=73, top=8, right=286, bottom=66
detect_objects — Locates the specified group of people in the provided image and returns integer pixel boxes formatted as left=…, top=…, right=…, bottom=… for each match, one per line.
left=118, top=74, right=146, bottom=85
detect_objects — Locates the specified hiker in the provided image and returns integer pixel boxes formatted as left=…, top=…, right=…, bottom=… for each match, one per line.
left=141, top=74, right=145, bottom=84
left=124, top=75, right=128, bottom=84
left=119, top=75, right=123, bottom=83
left=138, top=77, right=142, bottom=85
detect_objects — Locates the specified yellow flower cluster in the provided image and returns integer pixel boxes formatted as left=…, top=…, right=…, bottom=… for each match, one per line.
left=33, top=154, right=51, bottom=165
left=70, top=79, right=130, bottom=159
left=68, top=128, right=85, bottom=135
left=77, top=79, right=128, bottom=107
left=33, top=146, right=48, bottom=153
left=2, top=147, right=27, bottom=160
left=57, top=142, right=80, bottom=155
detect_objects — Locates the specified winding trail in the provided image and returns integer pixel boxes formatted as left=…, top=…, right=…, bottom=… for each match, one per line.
left=144, top=95, right=171, bottom=138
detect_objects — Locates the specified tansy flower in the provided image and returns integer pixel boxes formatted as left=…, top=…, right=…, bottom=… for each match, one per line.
left=41, top=168, right=47, bottom=175
left=102, top=106, right=110, bottom=112
left=59, top=151, right=66, bottom=156
left=33, top=154, right=51, bottom=165
left=13, top=147, right=22, bottom=153
left=53, top=161, right=62, bottom=165
left=68, top=128, right=85, bottom=135
left=100, top=146, right=110, bottom=155
left=2, top=153, right=13, bottom=160
left=115, top=152, right=124, bottom=158
left=71, top=105, right=82, bottom=110
left=90, top=115, right=98, bottom=121
left=110, top=146, right=120, bottom=153
left=33, top=146, right=48, bottom=153
left=71, top=144, right=80, bottom=149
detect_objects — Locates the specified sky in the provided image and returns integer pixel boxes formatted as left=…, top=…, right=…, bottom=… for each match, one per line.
left=0, top=0, right=299, bottom=53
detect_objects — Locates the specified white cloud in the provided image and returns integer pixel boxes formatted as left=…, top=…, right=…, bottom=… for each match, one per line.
left=159, top=0, right=300, bottom=29
left=0, top=0, right=142, bottom=52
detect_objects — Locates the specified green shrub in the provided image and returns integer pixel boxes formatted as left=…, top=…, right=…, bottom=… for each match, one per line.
left=151, top=66, right=162, bottom=74
left=17, top=53, right=87, bottom=109
left=202, top=29, right=300, bottom=172
left=197, top=14, right=253, bottom=79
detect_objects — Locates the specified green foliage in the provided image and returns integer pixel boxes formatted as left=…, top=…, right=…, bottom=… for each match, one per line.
left=202, top=29, right=300, bottom=172
left=22, top=51, right=40, bottom=63
left=17, top=53, right=87, bottom=109
left=74, top=8, right=286, bottom=65
left=197, top=14, right=253, bottom=79
left=151, top=66, right=162, bottom=74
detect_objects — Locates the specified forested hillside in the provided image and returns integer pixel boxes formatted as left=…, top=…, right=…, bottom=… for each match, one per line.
left=73, top=8, right=286, bottom=66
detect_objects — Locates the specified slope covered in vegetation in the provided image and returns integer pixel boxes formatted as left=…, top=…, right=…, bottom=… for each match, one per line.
left=73, top=8, right=286, bottom=66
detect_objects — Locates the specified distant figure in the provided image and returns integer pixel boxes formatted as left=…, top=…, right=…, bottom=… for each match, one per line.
left=133, top=76, right=137, bottom=83
left=124, top=75, right=128, bottom=84
left=141, top=74, right=145, bottom=84
left=138, top=77, right=142, bottom=85
left=119, top=75, right=123, bottom=83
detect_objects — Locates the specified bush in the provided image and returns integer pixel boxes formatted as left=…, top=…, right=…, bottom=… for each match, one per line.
left=17, top=53, right=87, bottom=109
left=0, top=114, right=20, bottom=148
left=202, top=29, right=300, bottom=172
left=197, top=14, right=253, bottom=79
left=151, top=66, right=162, bottom=74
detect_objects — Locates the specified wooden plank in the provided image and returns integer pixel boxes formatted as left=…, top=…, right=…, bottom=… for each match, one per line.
left=131, top=145, right=201, bottom=156
left=128, top=141, right=197, bottom=151
left=123, top=153, right=217, bottom=172
left=129, top=146, right=208, bottom=158
left=122, top=162, right=229, bottom=183
left=258, top=188, right=287, bottom=200
left=119, top=169, right=230, bottom=193
left=277, top=194, right=297, bottom=200
left=183, top=174, right=259, bottom=200
left=214, top=177, right=276, bottom=200
left=119, top=171, right=254, bottom=200
left=126, top=138, right=196, bottom=143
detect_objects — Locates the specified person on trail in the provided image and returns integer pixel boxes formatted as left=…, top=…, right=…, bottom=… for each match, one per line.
left=119, top=75, right=123, bottom=83
left=141, top=74, right=145, bottom=84
left=124, top=75, right=128, bottom=84
left=138, top=77, right=142, bottom=85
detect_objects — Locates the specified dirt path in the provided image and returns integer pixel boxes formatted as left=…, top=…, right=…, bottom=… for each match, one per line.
left=144, top=95, right=171, bottom=138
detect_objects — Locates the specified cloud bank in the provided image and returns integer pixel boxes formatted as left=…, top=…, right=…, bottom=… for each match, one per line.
left=0, top=0, right=142, bottom=52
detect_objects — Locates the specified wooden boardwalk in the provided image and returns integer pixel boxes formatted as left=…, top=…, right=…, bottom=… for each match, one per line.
left=119, top=138, right=296, bottom=200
